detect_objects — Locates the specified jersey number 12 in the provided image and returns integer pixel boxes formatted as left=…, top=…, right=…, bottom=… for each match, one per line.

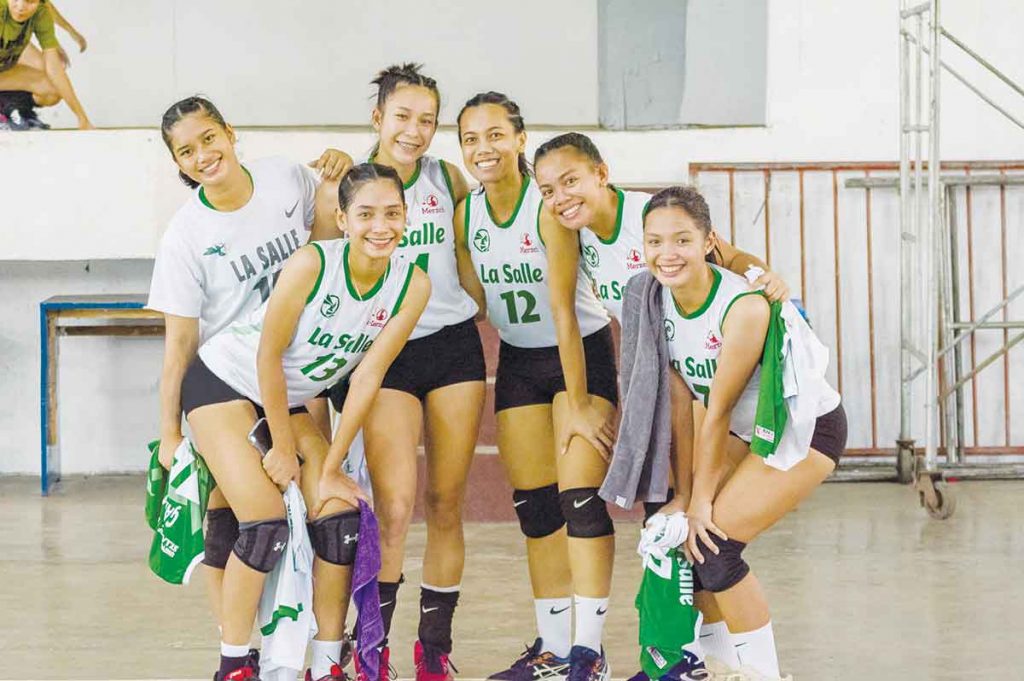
left=499, top=289, right=541, bottom=325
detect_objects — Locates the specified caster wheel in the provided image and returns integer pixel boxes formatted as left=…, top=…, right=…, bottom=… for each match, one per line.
left=925, top=481, right=957, bottom=520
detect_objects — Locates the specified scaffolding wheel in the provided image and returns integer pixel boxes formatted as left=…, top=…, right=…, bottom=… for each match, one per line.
left=917, top=474, right=957, bottom=520
left=896, top=440, right=915, bottom=484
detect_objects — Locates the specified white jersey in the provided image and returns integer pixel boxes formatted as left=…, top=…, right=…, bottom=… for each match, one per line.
left=147, top=157, right=319, bottom=345
left=258, top=483, right=317, bottom=681
left=579, top=188, right=650, bottom=322
left=200, top=240, right=415, bottom=407
left=664, top=265, right=763, bottom=441
left=394, top=156, right=478, bottom=339
left=465, top=176, right=609, bottom=348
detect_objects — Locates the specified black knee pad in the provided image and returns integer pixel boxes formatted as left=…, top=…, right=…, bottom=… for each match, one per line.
left=233, top=518, right=289, bottom=573
left=203, top=507, right=240, bottom=569
left=693, top=538, right=749, bottom=592
left=308, top=510, right=361, bottom=566
left=559, top=487, right=614, bottom=538
left=512, top=484, right=565, bottom=538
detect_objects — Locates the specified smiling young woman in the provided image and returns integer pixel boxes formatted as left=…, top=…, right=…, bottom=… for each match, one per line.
left=175, top=163, right=430, bottom=681
left=638, top=186, right=846, bottom=680
left=147, top=96, right=354, bottom=679
left=325, top=64, right=486, bottom=681
left=454, top=93, right=617, bottom=681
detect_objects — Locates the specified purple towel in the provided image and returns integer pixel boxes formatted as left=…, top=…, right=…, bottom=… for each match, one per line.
left=352, top=499, right=383, bottom=680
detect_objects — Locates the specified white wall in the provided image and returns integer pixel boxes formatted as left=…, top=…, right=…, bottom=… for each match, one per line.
left=41, top=0, right=598, bottom=129
left=3, top=0, right=1024, bottom=474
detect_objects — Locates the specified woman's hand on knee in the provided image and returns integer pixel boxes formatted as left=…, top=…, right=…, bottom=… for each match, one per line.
left=315, top=469, right=369, bottom=517
left=684, top=499, right=728, bottom=565
left=263, top=446, right=300, bottom=490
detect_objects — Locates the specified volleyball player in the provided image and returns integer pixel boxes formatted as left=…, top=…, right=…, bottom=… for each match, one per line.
left=148, top=96, right=351, bottom=673
left=336, top=64, right=486, bottom=681
left=179, top=162, right=430, bottom=680
left=455, top=92, right=616, bottom=681
left=640, top=186, right=846, bottom=680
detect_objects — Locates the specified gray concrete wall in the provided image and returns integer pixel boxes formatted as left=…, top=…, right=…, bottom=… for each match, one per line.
left=598, top=0, right=767, bottom=128
left=43, top=0, right=599, bottom=129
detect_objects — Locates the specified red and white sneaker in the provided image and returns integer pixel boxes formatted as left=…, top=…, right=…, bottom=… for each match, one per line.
left=213, top=649, right=261, bottom=681
left=415, top=639, right=459, bottom=681
left=353, top=644, right=394, bottom=681
left=305, top=663, right=349, bottom=681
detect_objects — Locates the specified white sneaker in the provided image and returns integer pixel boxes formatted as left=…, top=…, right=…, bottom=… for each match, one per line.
left=703, top=657, right=744, bottom=681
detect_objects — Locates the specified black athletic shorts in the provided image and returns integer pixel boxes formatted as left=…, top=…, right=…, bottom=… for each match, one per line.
left=327, top=317, right=485, bottom=408
left=809, top=402, right=847, bottom=464
left=181, top=357, right=308, bottom=419
left=494, top=324, right=618, bottom=412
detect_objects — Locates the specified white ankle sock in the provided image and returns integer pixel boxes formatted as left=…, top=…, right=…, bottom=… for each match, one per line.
left=699, top=620, right=740, bottom=669
left=535, top=597, right=572, bottom=658
left=220, top=641, right=250, bottom=658
left=572, top=595, right=608, bottom=653
left=311, top=639, right=343, bottom=678
left=732, top=621, right=781, bottom=678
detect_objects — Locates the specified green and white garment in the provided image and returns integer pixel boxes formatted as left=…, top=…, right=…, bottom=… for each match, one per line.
left=200, top=240, right=415, bottom=407
left=258, top=482, right=318, bottom=680
left=145, top=438, right=212, bottom=585
left=373, top=154, right=478, bottom=339
left=635, top=548, right=702, bottom=678
left=664, top=264, right=764, bottom=441
left=464, top=176, right=608, bottom=348
left=578, top=187, right=650, bottom=322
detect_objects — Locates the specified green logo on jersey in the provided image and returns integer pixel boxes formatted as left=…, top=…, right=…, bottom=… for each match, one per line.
left=664, top=319, right=675, bottom=341
left=473, top=229, right=491, bottom=253
left=583, top=244, right=600, bottom=269
left=320, top=294, right=340, bottom=318
left=203, top=243, right=227, bottom=257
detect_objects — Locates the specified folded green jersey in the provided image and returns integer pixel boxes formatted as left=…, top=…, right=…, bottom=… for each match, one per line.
left=145, top=439, right=212, bottom=585
left=635, top=548, right=701, bottom=678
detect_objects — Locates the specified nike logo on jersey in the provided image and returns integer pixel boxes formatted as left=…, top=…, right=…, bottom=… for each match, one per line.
left=549, top=606, right=570, bottom=615
left=573, top=496, right=595, bottom=509
left=513, top=500, right=527, bottom=507
left=422, top=606, right=440, bottom=614
left=285, top=199, right=300, bottom=218
left=380, top=601, right=393, bottom=608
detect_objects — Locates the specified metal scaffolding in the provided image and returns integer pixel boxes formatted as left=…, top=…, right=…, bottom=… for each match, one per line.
left=893, top=0, right=1024, bottom=518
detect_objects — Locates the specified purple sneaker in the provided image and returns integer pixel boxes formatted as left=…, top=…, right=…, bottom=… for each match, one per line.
left=488, top=639, right=570, bottom=681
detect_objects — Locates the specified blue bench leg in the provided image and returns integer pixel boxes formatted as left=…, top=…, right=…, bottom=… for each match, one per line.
left=40, top=304, right=49, bottom=495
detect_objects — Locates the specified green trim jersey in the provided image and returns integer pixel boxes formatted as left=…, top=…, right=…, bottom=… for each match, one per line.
left=393, top=156, right=478, bottom=339
left=664, top=264, right=763, bottom=441
left=465, top=177, right=609, bottom=348
left=147, top=157, right=319, bottom=345
left=200, top=240, right=415, bottom=407
left=635, top=549, right=701, bottom=678
left=579, top=187, right=650, bottom=322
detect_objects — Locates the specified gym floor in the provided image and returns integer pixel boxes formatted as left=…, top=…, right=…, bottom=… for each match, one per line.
left=1, top=476, right=1022, bottom=681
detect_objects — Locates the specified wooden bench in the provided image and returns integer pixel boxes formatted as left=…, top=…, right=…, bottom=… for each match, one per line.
left=39, top=295, right=164, bottom=494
